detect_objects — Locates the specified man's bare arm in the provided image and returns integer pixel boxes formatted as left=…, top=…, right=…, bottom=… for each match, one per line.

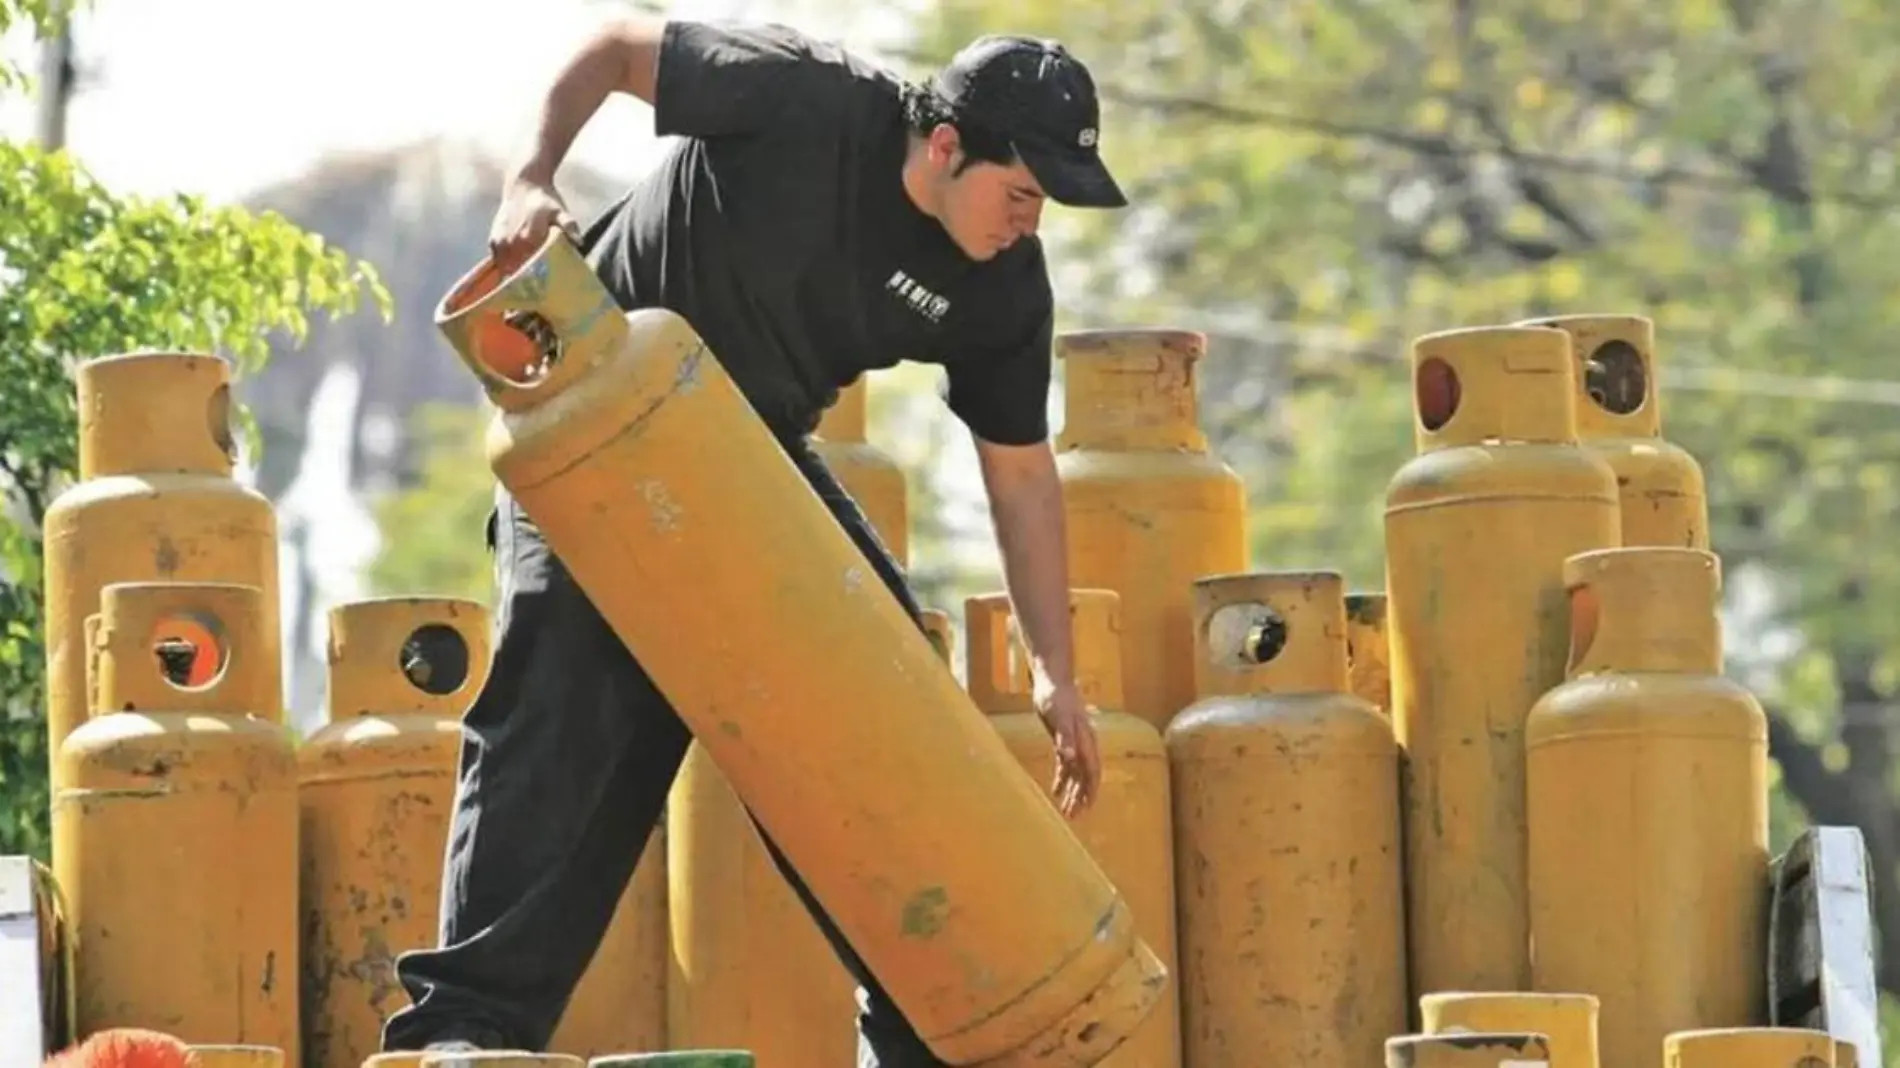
left=514, top=18, right=667, bottom=187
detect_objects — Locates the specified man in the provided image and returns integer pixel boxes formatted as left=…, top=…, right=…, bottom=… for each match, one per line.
left=383, top=15, right=1126, bottom=1067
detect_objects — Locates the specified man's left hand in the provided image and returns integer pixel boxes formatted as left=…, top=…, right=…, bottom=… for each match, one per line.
left=1035, top=680, right=1102, bottom=818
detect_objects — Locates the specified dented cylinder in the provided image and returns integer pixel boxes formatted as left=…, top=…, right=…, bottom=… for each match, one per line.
left=42, top=353, right=286, bottom=794
left=813, top=377, right=911, bottom=567
left=435, top=234, right=1167, bottom=1067
left=1527, top=549, right=1768, bottom=1068
left=1518, top=314, right=1709, bottom=549
left=53, top=582, right=299, bottom=1061
left=1055, top=329, right=1249, bottom=732
left=1166, top=571, right=1406, bottom=1068
left=1387, top=1033, right=1553, bottom=1067
left=965, top=589, right=1179, bottom=1068
left=1385, top=325, right=1622, bottom=994
left=1662, top=1028, right=1836, bottom=1067
left=1420, top=992, right=1599, bottom=1068
left=1344, top=591, right=1390, bottom=715
left=298, top=597, right=493, bottom=1068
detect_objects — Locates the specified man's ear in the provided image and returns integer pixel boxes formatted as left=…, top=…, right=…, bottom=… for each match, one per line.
left=927, top=122, right=963, bottom=167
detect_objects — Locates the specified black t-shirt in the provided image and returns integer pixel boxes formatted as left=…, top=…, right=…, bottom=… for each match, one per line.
left=578, top=20, right=1055, bottom=445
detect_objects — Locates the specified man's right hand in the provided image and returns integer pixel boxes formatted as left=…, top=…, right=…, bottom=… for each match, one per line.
left=488, top=176, right=582, bottom=272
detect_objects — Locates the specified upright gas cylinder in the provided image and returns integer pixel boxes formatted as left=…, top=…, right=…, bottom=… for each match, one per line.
left=1527, top=548, right=1769, bottom=1068
left=52, top=582, right=299, bottom=1059
left=1385, top=325, right=1621, bottom=994
left=1054, top=329, right=1248, bottom=731
left=1420, top=992, right=1599, bottom=1068
left=1518, top=314, right=1708, bottom=549
left=591, top=1056, right=757, bottom=1067
left=1344, top=591, right=1390, bottom=714
left=437, top=233, right=1167, bottom=1068
left=965, top=589, right=1179, bottom=1068
left=1165, top=571, right=1406, bottom=1068
left=551, top=825, right=670, bottom=1060
left=812, top=376, right=910, bottom=567
left=298, top=597, right=493, bottom=1068
left=668, top=389, right=918, bottom=1066
left=667, top=734, right=853, bottom=1067
left=185, top=1046, right=285, bottom=1068
left=41, top=352, right=285, bottom=791
left=420, top=1056, right=583, bottom=1068
left=921, top=608, right=954, bottom=666
left=1662, top=1028, right=1836, bottom=1068
left=1386, top=1033, right=1553, bottom=1068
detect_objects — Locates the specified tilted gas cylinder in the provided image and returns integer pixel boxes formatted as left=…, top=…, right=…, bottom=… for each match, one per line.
left=812, top=376, right=910, bottom=567
left=1517, top=314, right=1708, bottom=549
left=1386, top=1033, right=1553, bottom=1068
left=1420, top=992, right=1600, bottom=1068
left=965, top=589, right=1179, bottom=1068
left=1054, top=329, right=1248, bottom=732
left=434, top=233, right=1168, bottom=1067
left=1662, top=1027, right=1836, bottom=1068
left=1385, top=325, right=1621, bottom=994
left=53, top=582, right=298, bottom=1059
left=41, top=353, right=285, bottom=794
left=1344, top=591, right=1390, bottom=715
left=1165, top=571, right=1406, bottom=1068
left=1527, top=548, right=1768, bottom=1068
left=298, top=597, right=493, bottom=1068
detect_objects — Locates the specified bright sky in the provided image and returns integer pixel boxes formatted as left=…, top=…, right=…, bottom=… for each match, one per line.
left=0, top=0, right=896, bottom=196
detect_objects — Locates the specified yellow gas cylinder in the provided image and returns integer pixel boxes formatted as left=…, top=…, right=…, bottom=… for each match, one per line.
left=41, top=352, right=285, bottom=790
left=1662, top=1028, right=1836, bottom=1067
left=964, top=589, right=1179, bottom=1068
left=1385, top=324, right=1621, bottom=994
left=667, top=735, right=849, bottom=1066
left=419, top=1048, right=581, bottom=1056
left=1054, top=328, right=1249, bottom=732
left=1526, top=547, right=1768, bottom=1068
left=52, top=582, right=299, bottom=1059
left=431, top=233, right=1169, bottom=1067
left=550, top=828, right=670, bottom=1059
left=1345, top=591, right=1390, bottom=714
left=1420, top=992, right=1599, bottom=1068
left=1165, top=571, right=1406, bottom=1068
left=298, top=597, right=494, bottom=1068
left=363, top=1056, right=424, bottom=1068
left=185, top=1046, right=285, bottom=1067
left=921, top=608, right=954, bottom=666
left=812, top=376, right=910, bottom=567
left=1834, top=1040, right=1859, bottom=1068
left=590, top=1054, right=756, bottom=1066
left=1517, top=314, right=1708, bottom=549
left=1386, top=1033, right=1553, bottom=1067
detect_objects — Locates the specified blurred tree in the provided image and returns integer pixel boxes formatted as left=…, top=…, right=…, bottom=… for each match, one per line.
left=899, top=0, right=1900, bottom=1007
left=0, top=0, right=390, bottom=858
left=367, top=403, right=496, bottom=603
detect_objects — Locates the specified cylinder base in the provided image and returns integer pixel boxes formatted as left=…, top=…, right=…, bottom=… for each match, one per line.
left=974, top=942, right=1169, bottom=1068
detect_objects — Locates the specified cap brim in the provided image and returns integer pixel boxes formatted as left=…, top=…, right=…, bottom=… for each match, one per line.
left=1016, top=138, right=1127, bottom=209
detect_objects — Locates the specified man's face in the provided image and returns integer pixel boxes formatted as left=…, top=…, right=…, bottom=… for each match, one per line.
left=927, top=124, right=1046, bottom=261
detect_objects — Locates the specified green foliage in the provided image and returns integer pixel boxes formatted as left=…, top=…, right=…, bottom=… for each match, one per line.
left=0, top=2, right=390, bottom=857
left=367, top=403, right=496, bottom=604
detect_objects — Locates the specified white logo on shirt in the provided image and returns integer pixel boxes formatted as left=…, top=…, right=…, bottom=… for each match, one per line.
left=1078, top=127, right=1098, bottom=147
left=886, top=270, right=951, bottom=324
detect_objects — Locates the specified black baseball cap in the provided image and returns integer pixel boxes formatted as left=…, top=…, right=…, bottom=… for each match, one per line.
left=932, top=35, right=1127, bottom=209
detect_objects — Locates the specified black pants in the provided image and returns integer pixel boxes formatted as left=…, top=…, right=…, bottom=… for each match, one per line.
left=382, top=435, right=945, bottom=1067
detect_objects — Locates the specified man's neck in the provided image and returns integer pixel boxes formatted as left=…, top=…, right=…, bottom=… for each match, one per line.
left=900, top=136, right=941, bottom=221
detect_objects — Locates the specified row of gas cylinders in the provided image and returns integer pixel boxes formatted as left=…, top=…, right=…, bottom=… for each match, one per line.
left=35, top=292, right=1843, bottom=1068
